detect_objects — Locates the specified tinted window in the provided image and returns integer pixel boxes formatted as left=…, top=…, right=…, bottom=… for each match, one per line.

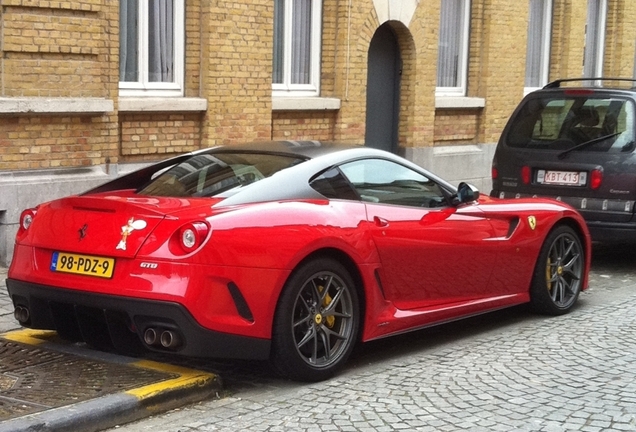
left=310, top=167, right=360, bottom=200
left=138, top=152, right=305, bottom=197
left=507, top=96, right=635, bottom=153
left=338, top=159, right=447, bottom=208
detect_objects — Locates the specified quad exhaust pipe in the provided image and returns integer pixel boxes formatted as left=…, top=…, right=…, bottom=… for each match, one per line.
left=143, top=327, right=181, bottom=350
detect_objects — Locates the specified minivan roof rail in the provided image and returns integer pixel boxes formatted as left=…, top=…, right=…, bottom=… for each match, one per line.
left=543, top=78, right=636, bottom=89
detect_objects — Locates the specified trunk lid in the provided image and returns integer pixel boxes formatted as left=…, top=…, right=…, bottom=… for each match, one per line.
left=26, top=195, right=216, bottom=258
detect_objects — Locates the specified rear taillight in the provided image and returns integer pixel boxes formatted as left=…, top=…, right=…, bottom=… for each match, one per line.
left=170, top=222, right=210, bottom=255
left=521, top=166, right=531, bottom=185
left=19, top=209, right=37, bottom=232
left=590, top=168, right=603, bottom=190
left=491, top=166, right=498, bottom=180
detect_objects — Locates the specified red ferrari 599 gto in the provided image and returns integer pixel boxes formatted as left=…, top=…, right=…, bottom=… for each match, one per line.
left=7, top=141, right=591, bottom=381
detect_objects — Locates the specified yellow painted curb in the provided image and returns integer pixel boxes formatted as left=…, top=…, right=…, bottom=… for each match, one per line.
left=1, top=329, right=218, bottom=400
left=1, top=329, right=57, bottom=345
left=126, top=360, right=217, bottom=400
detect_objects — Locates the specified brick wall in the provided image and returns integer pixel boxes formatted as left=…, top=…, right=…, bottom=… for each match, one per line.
left=202, top=1, right=273, bottom=146
left=120, top=113, right=202, bottom=159
left=0, top=0, right=634, bottom=169
left=1, top=0, right=105, bottom=97
left=272, top=111, right=338, bottom=141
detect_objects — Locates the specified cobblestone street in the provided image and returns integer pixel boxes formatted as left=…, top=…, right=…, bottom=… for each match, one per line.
left=106, top=244, right=636, bottom=432
left=3, top=244, right=636, bottom=431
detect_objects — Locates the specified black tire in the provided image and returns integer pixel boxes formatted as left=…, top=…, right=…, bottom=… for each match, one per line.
left=270, top=258, right=360, bottom=382
left=529, top=225, right=584, bottom=315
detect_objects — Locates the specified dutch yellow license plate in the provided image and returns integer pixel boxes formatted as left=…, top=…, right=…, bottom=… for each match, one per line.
left=50, top=251, right=115, bottom=279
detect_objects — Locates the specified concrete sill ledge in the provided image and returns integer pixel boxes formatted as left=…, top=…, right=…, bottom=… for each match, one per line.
left=435, top=96, right=486, bottom=109
left=118, top=97, right=208, bottom=112
left=0, top=98, right=114, bottom=115
left=272, top=97, right=341, bottom=111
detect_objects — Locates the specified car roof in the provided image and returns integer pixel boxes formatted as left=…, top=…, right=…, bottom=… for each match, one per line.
left=86, top=140, right=458, bottom=203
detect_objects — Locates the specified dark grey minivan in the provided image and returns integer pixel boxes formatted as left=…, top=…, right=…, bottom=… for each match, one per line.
left=491, top=78, right=636, bottom=242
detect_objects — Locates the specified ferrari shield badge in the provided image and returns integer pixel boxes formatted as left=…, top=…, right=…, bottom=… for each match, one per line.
left=116, top=217, right=147, bottom=250
left=527, top=216, right=537, bottom=230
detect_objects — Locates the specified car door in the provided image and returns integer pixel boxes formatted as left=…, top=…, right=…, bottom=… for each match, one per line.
left=338, top=158, right=501, bottom=310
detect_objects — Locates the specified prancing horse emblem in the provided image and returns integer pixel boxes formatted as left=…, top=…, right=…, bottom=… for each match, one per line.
left=78, top=224, right=88, bottom=241
left=528, top=216, right=537, bottom=230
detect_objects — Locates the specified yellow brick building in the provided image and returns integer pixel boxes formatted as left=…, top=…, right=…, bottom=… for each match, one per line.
left=0, top=0, right=635, bottom=264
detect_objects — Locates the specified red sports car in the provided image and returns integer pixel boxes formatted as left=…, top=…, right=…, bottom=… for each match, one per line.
left=7, top=141, right=591, bottom=381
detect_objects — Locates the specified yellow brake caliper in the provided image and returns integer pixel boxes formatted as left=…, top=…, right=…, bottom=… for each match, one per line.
left=318, top=285, right=336, bottom=328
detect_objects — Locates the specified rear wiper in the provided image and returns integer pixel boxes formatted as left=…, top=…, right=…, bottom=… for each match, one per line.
left=558, top=132, right=621, bottom=159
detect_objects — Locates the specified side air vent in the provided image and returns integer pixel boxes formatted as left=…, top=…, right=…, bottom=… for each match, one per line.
left=227, top=282, right=254, bottom=322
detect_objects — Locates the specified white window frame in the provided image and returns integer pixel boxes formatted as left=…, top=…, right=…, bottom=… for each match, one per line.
left=583, top=0, right=607, bottom=79
left=436, top=0, right=471, bottom=97
left=524, top=0, right=553, bottom=94
left=272, top=0, right=322, bottom=98
left=119, top=0, right=185, bottom=97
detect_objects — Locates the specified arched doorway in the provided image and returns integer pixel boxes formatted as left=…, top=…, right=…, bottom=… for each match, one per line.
left=365, top=23, right=402, bottom=153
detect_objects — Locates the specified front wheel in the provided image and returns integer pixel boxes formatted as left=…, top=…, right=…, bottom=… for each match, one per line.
left=530, top=225, right=584, bottom=315
left=271, top=258, right=360, bottom=382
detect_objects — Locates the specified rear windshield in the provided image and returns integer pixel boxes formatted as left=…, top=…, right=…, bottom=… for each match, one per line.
left=138, top=152, right=306, bottom=197
left=506, top=96, right=636, bottom=153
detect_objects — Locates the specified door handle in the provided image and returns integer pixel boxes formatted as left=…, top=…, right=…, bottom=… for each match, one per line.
left=374, top=216, right=389, bottom=227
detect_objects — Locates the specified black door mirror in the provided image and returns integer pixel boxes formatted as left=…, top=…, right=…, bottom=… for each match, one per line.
left=454, top=182, right=480, bottom=205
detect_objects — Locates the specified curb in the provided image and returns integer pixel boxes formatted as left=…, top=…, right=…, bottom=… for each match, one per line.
left=0, top=329, right=221, bottom=432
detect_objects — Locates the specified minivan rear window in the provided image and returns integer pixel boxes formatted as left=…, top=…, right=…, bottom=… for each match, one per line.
left=506, top=96, right=635, bottom=153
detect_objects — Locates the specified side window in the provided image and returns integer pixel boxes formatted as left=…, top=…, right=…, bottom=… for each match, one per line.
left=338, top=159, right=448, bottom=208
left=310, top=167, right=360, bottom=200
left=119, top=0, right=185, bottom=96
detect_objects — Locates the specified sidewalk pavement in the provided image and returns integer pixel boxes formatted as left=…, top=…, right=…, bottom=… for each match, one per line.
left=0, top=268, right=221, bottom=432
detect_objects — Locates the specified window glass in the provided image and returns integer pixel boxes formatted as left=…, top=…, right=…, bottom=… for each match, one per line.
left=310, top=168, right=360, bottom=200
left=339, top=159, right=447, bottom=208
left=525, top=0, right=552, bottom=90
left=507, top=97, right=635, bottom=153
left=273, top=0, right=322, bottom=96
left=119, top=0, right=184, bottom=95
left=138, top=153, right=306, bottom=197
left=584, top=0, right=607, bottom=79
left=436, top=0, right=470, bottom=96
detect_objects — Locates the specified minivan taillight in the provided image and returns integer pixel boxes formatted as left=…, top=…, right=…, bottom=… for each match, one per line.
left=492, top=166, right=499, bottom=180
left=521, top=166, right=531, bottom=185
left=590, top=169, right=603, bottom=190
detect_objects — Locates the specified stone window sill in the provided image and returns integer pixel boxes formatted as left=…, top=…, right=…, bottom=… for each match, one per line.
left=272, top=97, right=341, bottom=111
left=118, top=97, right=208, bottom=112
left=435, top=96, right=486, bottom=109
left=0, top=97, right=114, bottom=115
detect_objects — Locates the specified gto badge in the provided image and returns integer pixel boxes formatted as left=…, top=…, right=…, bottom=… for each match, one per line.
left=116, top=217, right=147, bottom=251
left=528, top=216, right=537, bottom=230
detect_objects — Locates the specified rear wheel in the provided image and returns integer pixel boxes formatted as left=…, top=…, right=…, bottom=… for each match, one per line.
left=530, top=225, right=584, bottom=315
left=271, top=258, right=360, bottom=382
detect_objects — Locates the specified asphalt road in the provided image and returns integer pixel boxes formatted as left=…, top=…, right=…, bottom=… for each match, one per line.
left=102, top=243, right=636, bottom=432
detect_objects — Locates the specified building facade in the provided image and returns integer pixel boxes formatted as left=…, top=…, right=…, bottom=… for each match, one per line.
left=0, top=0, right=635, bottom=265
